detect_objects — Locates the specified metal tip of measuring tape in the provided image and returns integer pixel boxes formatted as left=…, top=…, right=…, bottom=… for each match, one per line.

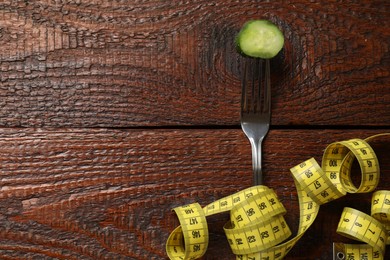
left=333, top=243, right=345, bottom=260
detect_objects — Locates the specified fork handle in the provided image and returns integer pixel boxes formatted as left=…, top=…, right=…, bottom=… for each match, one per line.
left=249, top=139, right=263, bottom=185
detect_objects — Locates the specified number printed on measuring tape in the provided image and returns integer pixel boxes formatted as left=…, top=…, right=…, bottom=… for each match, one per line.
left=166, top=133, right=390, bottom=260
left=166, top=203, right=209, bottom=260
left=336, top=207, right=388, bottom=260
left=322, top=138, right=380, bottom=194
left=371, top=190, right=390, bottom=224
left=290, top=157, right=343, bottom=205
left=371, top=190, right=390, bottom=246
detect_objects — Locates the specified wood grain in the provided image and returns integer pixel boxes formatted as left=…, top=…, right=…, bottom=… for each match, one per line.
left=0, top=128, right=388, bottom=259
left=0, top=1, right=389, bottom=259
left=0, top=1, right=389, bottom=127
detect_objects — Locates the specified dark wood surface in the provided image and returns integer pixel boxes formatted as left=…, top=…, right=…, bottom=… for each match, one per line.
left=0, top=129, right=389, bottom=260
left=1, top=0, right=389, bottom=127
left=0, top=1, right=389, bottom=259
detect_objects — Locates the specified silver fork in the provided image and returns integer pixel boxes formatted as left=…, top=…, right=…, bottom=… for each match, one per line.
left=240, top=58, right=271, bottom=185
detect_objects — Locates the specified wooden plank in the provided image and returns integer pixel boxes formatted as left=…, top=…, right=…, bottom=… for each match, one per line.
left=0, top=1, right=389, bottom=127
left=0, top=128, right=388, bottom=259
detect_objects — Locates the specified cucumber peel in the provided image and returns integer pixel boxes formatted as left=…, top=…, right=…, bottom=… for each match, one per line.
left=236, top=20, right=284, bottom=59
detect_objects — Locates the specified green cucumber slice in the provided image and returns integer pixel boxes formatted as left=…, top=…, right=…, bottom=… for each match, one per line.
left=236, top=20, right=284, bottom=59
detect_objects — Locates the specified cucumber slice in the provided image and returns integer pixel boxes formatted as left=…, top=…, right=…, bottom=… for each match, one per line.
left=236, top=20, right=284, bottom=59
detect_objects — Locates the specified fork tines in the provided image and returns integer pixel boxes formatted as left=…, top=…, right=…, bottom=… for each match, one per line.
left=241, top=58, right=270, bottom=114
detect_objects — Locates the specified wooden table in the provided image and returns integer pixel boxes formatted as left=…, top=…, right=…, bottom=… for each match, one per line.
left=0, top=1, right=389, bottom=259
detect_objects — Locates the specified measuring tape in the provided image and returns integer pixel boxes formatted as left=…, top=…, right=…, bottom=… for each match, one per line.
left=333, top=190, right=390, bottom=260
left=166, top=134, right=390, bottom=259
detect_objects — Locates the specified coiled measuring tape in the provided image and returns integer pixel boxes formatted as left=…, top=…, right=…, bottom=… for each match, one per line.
left=166, top=134, right=390, bottom=260
left=333, top=190, right=390, bottom=260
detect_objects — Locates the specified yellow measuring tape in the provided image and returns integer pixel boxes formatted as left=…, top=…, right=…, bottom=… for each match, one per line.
left=166, top=134, right=390, bottom=260
left=333, top=190, right=390, bottom=260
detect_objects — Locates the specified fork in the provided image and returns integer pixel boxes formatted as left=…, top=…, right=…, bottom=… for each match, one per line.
left=240, top=58, right=271, bottom=185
